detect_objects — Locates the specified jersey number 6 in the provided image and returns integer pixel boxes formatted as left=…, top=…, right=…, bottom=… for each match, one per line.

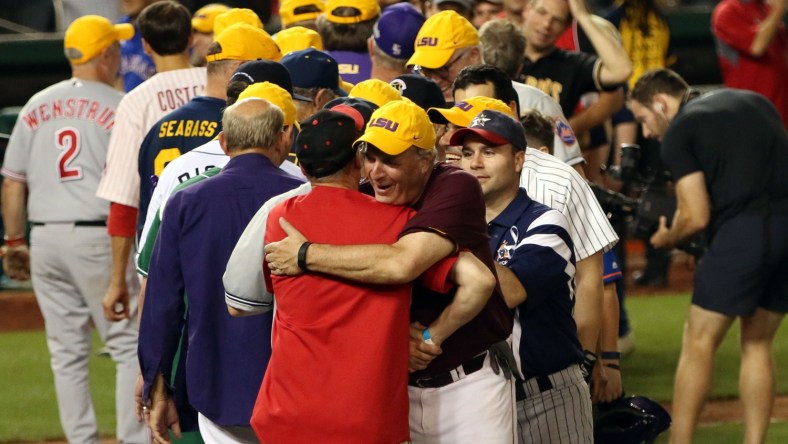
left=55, top=127, right=83, bottom=181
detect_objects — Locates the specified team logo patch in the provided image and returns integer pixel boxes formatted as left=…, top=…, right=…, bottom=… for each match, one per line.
left=370, top=117, right=399, bottom=132
left=417, top=37, right=438, bottom=47
left=556, top=119, right=576, bottom=145
left=454, top=101, right=473, bottom=112
left=470, top=114, right=490, bottom=127
left=390, top=79, right=406, bottom=93
left=496, top=240, right=514, bottom=265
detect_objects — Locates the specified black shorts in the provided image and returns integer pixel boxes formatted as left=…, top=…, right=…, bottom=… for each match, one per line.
left=693, top=212, right=788, bottom=316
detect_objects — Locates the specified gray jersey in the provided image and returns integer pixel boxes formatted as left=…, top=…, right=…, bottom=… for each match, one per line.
left=2, top=79, right=122, bottom=222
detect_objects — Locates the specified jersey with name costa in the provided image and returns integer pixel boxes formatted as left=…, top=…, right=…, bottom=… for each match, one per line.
left=519, top=49, right=616, bottom=118
left=520, top=148, right=618, bottom=260
left=96, top=67, right=206, bottom=208
left=489, top=189, right=582, bottom=377
left=2, top=79, right=121, bottom=222
left=137, top=96, right=224, bottom=234
left=327, top=50, right=372, bottom=84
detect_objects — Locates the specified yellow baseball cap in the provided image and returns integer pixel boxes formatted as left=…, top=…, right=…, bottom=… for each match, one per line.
left=206, top=23, right=282, bottom=63
left=238, top=82, right=299, bottom=128
left=273, top=26, right=324, bottom=55
left=355, top=100, right=436, bottom=155
left=279, top=0, right=324, bottom=27
left=213, top=8, right=263, bottom=35
left=407, top=10, right=479, bottom=69
left=64, top=15, right=134, bottom=65
left=325, top=0, right=380, bottom=24
left=427, top=96, right=514, bottom=126
left=348, top=79, right=402, bottom=108
left=192, top=3, right=230, bottom=33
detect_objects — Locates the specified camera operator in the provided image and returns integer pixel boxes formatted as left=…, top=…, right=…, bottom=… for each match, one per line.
left=629, top=68, right=788, bottom=443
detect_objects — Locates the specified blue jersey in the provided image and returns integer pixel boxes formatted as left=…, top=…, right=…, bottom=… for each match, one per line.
left=119, top=18, right=155, bottom=92
left=139, top=153, right=303, bottom=425
left=328, top=50, right=373, bottom=84
left=489, top=189, right=583, bottom=377
left=137, top=96, right=224, bottom=235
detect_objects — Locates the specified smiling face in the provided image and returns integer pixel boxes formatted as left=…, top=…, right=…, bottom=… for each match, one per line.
left=362, top=144, right=434, bottom=206
left=522, top=0, right=570, bottom=55
left=459, top=134, right=524, bottom=205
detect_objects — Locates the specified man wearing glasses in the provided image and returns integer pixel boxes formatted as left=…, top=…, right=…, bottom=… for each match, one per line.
left=407, top=10, right=482, bottom=102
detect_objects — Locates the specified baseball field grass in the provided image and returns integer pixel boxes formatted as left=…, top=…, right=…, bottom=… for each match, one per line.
left=0, top=292, right=786, bottom=442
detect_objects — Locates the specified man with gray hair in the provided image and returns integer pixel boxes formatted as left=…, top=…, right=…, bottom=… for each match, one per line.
left=139, top=98, right=303, bottom=443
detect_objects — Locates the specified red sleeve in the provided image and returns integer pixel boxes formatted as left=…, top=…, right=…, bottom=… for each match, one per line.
left=108, top=202, right=138, bottom=237
left=712, top=1, right=758, bottom=54
left=420, top=254, right=458, bottom=294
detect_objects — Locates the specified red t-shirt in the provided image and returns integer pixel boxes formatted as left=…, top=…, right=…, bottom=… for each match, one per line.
left=252, top=186, right=453, bottom=444
left=402, top=164, right=514, bottom=379
left=712, top=0, right=788, bottom=127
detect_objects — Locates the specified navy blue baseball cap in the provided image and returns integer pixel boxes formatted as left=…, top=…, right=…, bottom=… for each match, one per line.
left=296, top=110, right=360, bottom=178
left=280, top=48, right=348, bottom=98
left=450, top=109, right=527, bottom=151
left=372, top=3, right=425, bottom=60
left=390, top=74, right=445, bottom=111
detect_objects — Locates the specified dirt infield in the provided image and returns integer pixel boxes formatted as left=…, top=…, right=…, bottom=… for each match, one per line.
left=2, top=249, right=787, bottom=428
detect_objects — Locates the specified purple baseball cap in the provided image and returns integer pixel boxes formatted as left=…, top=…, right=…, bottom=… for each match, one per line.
left=450, top=109, right=527, bottom=151
left=372, top=3, right=425, bottom=60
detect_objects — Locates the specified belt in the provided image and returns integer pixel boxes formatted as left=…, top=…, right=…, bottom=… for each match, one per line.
left=516, top=365, right=582, bottom=401
left=31, top=221, right=106, bottom=227
left=409, top=352, right=487, bottom=389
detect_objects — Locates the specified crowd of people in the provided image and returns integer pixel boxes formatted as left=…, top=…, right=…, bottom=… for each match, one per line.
left=1, top=0, right=786, bottom=443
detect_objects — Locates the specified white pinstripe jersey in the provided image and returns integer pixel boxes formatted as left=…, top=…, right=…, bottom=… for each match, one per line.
left=2, top=79, right=121, bottom=222
left=96, top=67, right=206, bottom=207
left=521, top=148, right=618, bottom=260
left=513, top=81, right=584, bottom=167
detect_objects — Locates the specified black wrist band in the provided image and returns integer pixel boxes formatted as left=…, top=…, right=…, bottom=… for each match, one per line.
left=604, top=363, right=621, bottom=371
left=601, top=351, right=621, bottom=360
left=297, top=242, right=312, bottom=272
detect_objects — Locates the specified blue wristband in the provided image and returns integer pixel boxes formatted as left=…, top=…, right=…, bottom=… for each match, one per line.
left=422, top=328, right=435, bottom=345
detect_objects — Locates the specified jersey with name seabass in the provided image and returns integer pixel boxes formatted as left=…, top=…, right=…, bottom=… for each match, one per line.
left=137, top=96, right=224, bottom=234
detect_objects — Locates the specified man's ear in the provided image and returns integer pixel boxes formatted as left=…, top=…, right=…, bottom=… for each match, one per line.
left=218, top=131, right=229, bottom=155
left=367, top=37, right=375, bottom=57
left=141, top=39, right=153, bottom=58
left=514, top=149, right=525, bottom=173
left=314, top=89, right=333, bottom=110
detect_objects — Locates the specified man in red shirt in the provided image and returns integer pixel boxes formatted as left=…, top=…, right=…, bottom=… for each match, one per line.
left=265, top=100, right=517, bottom=442
left=712, top=0, right=788, bottom=127
left=254, top=109, right=496, bottom=443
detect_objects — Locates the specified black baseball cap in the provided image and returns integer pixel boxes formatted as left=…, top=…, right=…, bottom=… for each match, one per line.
left=230, top=60, right=293, bottom=94
left=323, top=96, right=378, bottom=131
left=450, top=109, right=527, bottom=151
left=296, top=110, right=360, bottom=178
left=389, top=74, right=446, bottom=111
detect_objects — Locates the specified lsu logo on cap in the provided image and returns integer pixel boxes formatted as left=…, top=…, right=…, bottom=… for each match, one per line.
left=370, top=117, right=399, bottom=132
left=454, top=101, right=473, bottom=112
left=417, top=37, right=438, bottom=47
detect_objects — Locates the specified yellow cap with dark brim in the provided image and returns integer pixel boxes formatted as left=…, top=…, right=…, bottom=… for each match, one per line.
left=406, top=10, right=479, bottom=69
left=355, top=100, right=436, bottom=155
left=64, top=15, right=134, bottom=64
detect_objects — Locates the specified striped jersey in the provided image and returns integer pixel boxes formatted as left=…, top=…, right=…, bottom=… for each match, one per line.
left=2, top=79, right=122, bottom=222
left=521, top=147, right=618, bottom=260
left=96, top=67, right=206, bottom=207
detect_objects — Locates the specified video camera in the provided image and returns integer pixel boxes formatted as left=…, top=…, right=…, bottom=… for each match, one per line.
left=590, top=144, right=706, bottom=258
